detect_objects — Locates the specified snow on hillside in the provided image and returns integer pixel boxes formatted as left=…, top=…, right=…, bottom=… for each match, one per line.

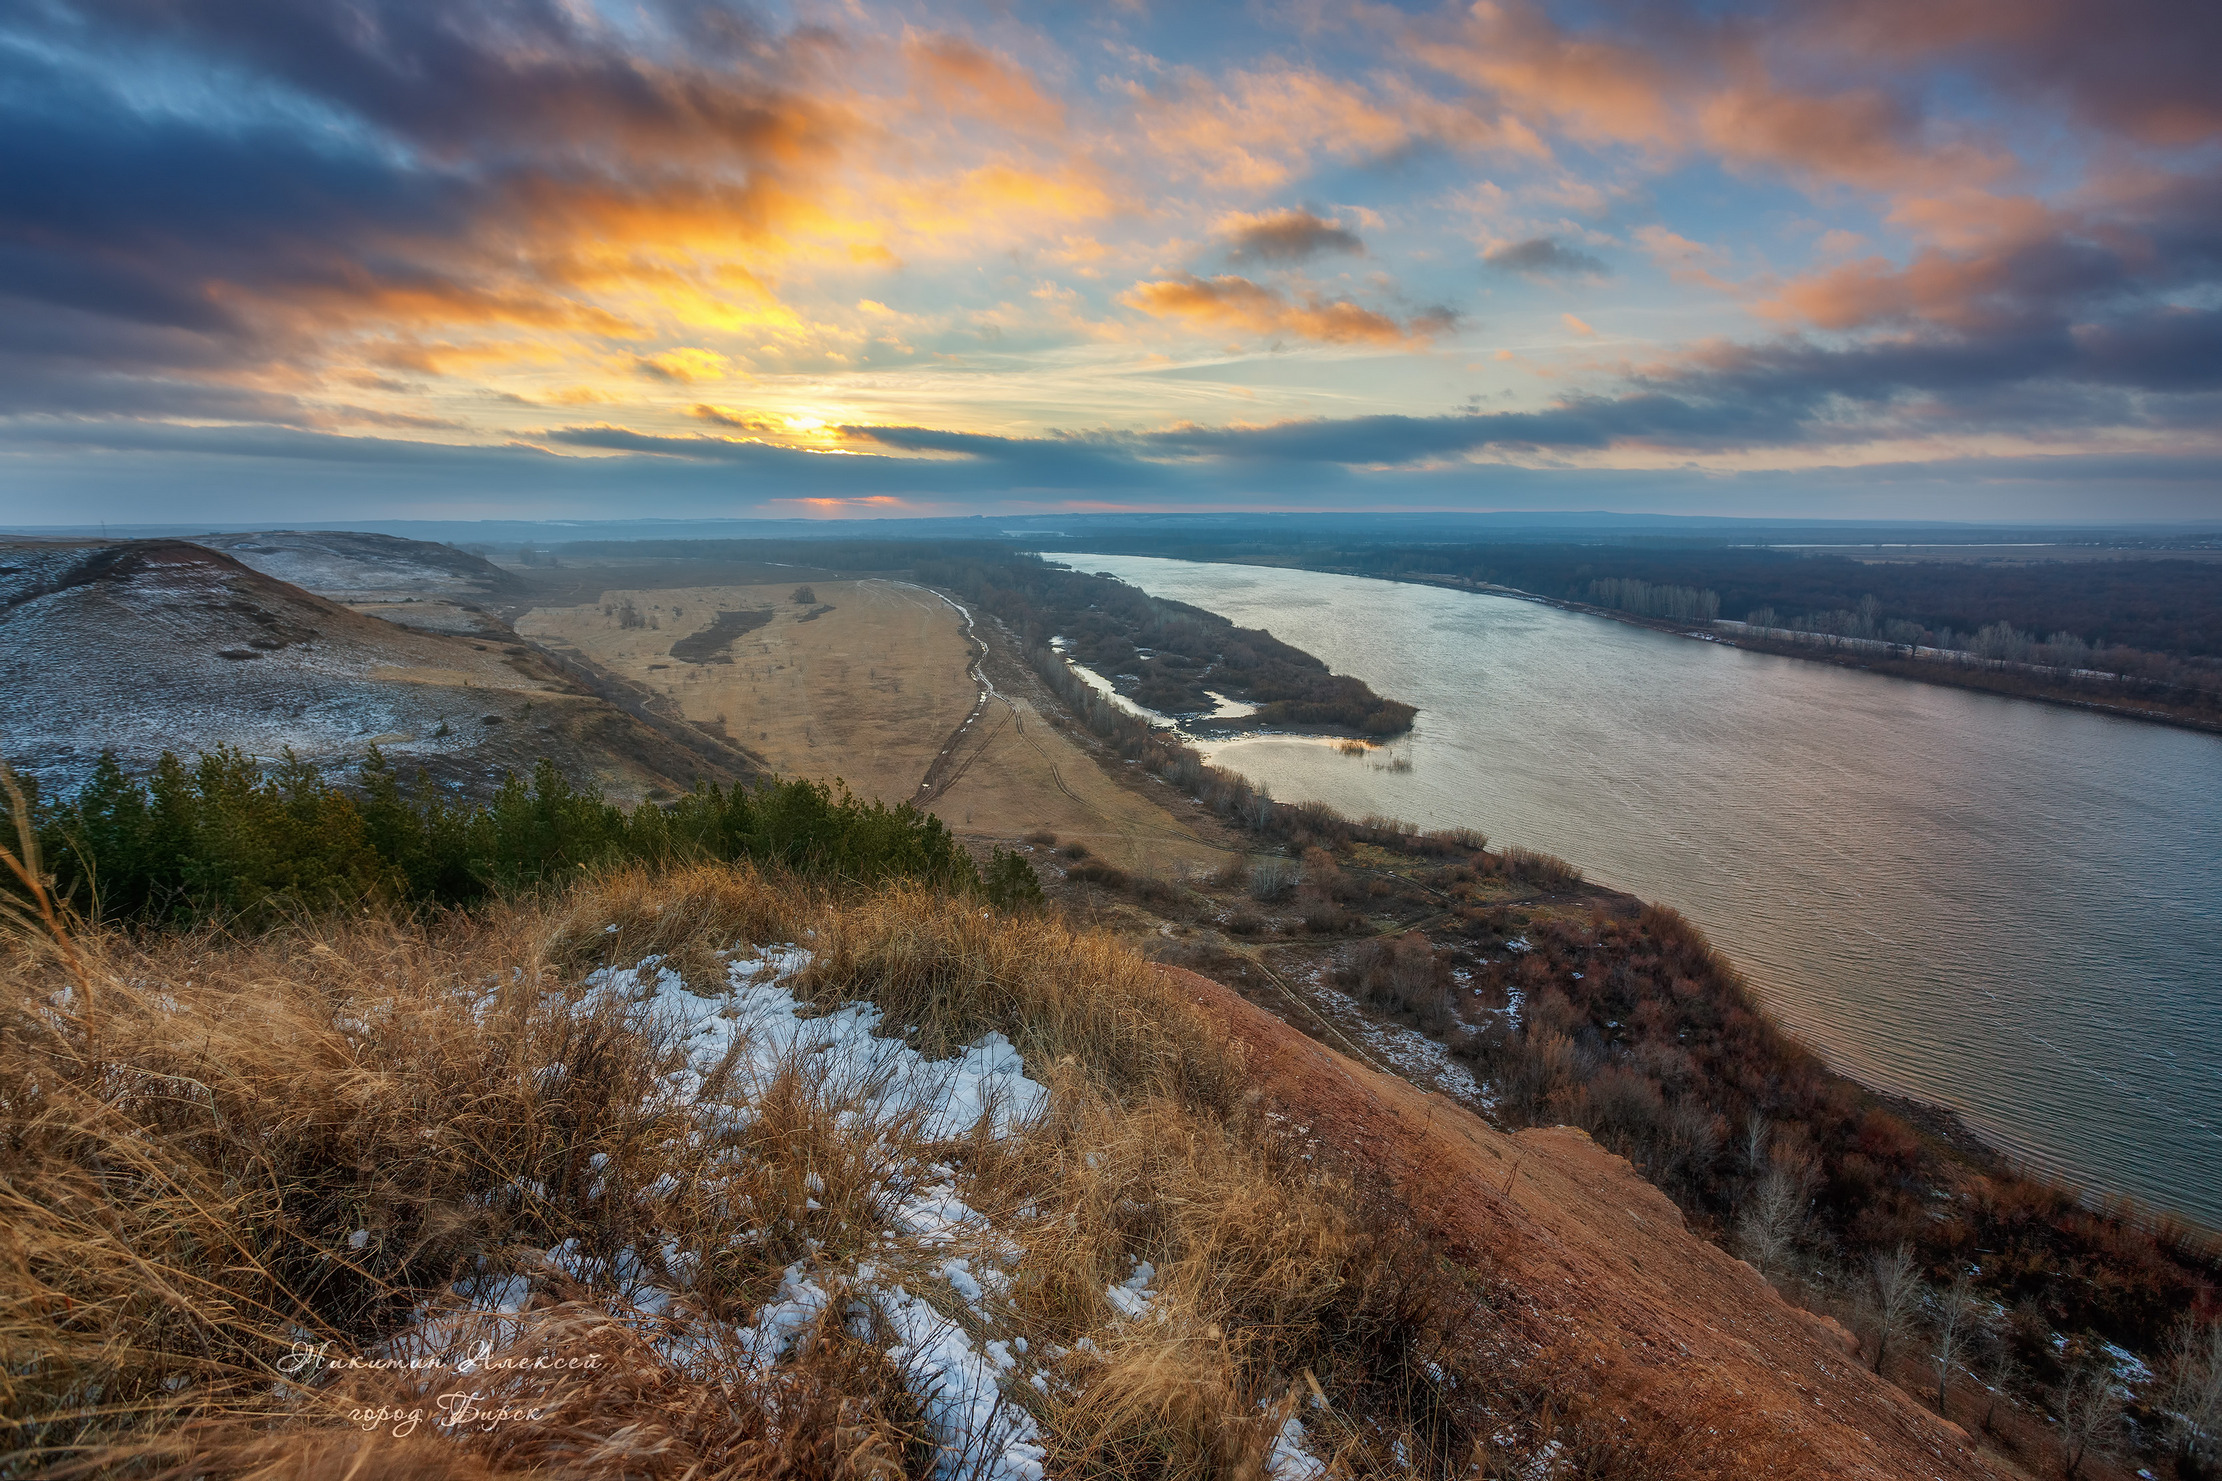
left=385, top=945, right=1330, bottom=1481
left=0, top=541, right=556, bottom=794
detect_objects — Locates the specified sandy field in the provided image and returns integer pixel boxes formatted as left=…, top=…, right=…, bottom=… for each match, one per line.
left=519, top=579, right=976, bottom=805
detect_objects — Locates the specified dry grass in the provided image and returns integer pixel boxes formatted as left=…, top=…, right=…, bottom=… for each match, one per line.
left=0, top=857, right=1551, bottom=1480
left=517, top=580, right=974, bottom=805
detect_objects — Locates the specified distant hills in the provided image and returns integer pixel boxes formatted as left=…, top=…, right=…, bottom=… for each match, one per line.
left=0, top=534, right=753, bottom=802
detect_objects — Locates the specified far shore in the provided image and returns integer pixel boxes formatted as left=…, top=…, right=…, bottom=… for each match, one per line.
left=1171, top=557, right=2222, bottom=742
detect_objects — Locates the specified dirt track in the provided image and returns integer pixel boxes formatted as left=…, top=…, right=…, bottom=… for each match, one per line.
left=922, top=609, right=1241, bottom=874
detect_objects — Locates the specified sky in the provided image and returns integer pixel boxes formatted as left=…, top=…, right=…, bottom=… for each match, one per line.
left=3, top=0, right=2219, bottom=525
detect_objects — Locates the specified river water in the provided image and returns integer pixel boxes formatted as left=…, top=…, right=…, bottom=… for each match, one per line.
left=1048, top=554, right=2222, bottom=1229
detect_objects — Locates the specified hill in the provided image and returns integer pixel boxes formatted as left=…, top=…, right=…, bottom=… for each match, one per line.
left=191, top=529, right=525, bottom=639
left=1162, top=963, right=2011, bottom=1479
left=0, top=539, right=753, bottom=801
left=0, top=859, right=2011, bottom=1479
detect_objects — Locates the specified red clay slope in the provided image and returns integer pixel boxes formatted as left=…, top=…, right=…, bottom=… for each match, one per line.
left=1157, top=965, right=2025, bottom=1481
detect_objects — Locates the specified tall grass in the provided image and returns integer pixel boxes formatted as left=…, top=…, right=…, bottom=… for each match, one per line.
left=7, top=856, right=1655, bottom=1479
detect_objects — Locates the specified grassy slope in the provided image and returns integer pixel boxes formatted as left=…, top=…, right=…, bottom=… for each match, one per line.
left=0, top=865, right=1493, bottom=1478
left=2, top=858, right=2030, bottom=1479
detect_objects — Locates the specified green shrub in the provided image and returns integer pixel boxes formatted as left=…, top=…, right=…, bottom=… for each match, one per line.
left=981, top=846, right=1044, bottom=911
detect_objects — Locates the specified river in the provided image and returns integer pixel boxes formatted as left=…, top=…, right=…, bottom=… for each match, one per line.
left=1047, top=554, right=2222, bottom=1229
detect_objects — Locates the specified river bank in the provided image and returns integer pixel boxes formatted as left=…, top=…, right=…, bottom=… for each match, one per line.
left=1048, top=552, right=2222, bottom=1233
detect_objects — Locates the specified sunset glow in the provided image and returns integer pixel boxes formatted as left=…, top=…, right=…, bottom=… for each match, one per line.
left=3, top=0, right=2218, bottom=521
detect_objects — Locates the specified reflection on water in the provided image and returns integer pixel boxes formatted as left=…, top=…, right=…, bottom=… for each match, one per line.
left=1051, top=554, right=2222, bottom=1228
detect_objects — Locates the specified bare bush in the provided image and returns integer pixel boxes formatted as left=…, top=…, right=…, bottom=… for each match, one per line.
left=2162, top=1315, right=2222, bottom=1468
left=1498, top=1029, right=1585, bottom=1123
left=1928, top=1269, right=1983, bottom=1418
left=1247, top=857, right=1295, bottom=902
left=1866, top=1245, right=1924, bottom=1375
left=1502, top=846, right=1583, bottom=889
left=1735, top=1163, right=1813, bottom=1278
left=1341, top=932, right=1454, bottom=1031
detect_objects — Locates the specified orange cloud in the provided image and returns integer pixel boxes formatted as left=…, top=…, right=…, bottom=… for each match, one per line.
left=1696, top=78, right=2007, bottom=191
left=633, top=348, right=736, bottom=383
left=1410, top=1, right=2009, bottom=192
left=777, top=495, right=913, bottom=510
left=1754, top=188, right=2082, bottom=332
left=906, top=34, right=1065, bottom=132
left=690, top=403, right=780, bottom=431
left=1124, top=66, right=1499, bottom=192
left=1410, top=1, right=1677, bottom=148
left=1120, top=274, right=1442, bottom=346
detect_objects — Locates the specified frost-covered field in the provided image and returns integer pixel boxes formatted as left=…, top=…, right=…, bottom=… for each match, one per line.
left=0, top=540, right=578, bottom=794
left=195, top=531, right=511, bottom=604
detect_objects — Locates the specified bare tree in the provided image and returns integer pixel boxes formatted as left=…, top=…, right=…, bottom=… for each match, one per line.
left=1868, top=1245, right=1925, bottom=1376
left=1977, top=1334, right=2022, bottom=1437
left=1928, top=1270, right=1983, bottom=1418
left=2162, top=1315, right=2222, bottom=1468
left=1741, top=1110, right=1770, bottom=1174
left=1735, top=1163, right=1809, bottom=1277
left=2055, top=1359, right=2124, bottom=1480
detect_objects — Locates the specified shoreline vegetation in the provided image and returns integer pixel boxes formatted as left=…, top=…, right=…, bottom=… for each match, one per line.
left=1038, top=539, right=2222, bottom=739
left=1478, top=579, right=2222, bottom=738
left=911, top=551, right=1418, bottom=737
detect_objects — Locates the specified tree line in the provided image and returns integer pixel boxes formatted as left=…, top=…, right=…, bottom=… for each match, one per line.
left=1038, top=535, right=2222, bottom=668
left=8, top=748, right=1041, bottom=928
left=1586, top=578, right=1721, bottom=623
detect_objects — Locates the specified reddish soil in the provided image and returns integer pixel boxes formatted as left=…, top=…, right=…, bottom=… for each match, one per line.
left=1158, top=965, right=2032, bottom=1481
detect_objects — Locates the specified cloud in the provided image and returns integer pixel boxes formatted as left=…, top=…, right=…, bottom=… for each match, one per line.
left=1407, top=0, right=2011, bottom=191
left=9, top=412, right=2217, bottom=527
left=777, top=495, right=914, bottom=509
left=1120, top=274, right=1445, bottom=345
left=905, top=34, right=1065, bottom=132
left=689, top=403, right=782, bottom=431
left=839, top=424, right=1147, bottom=482
left=633, top=349, right=737, bottom=384
left=1119, top=65, right=1522, bottom=192
left=1484, top=238, right=1608, bottom=277
left=2, top=0, right=2217, bottom=521
left=1220, top=209, right=1365, bottom=263
left=1797, top=0, right=2222, bottom=147
left=0, top=0, right=856, bottom=423
left=1755, top=167, right=2222, bottom=337
left=2072, top=308, right=2222, bottom=392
